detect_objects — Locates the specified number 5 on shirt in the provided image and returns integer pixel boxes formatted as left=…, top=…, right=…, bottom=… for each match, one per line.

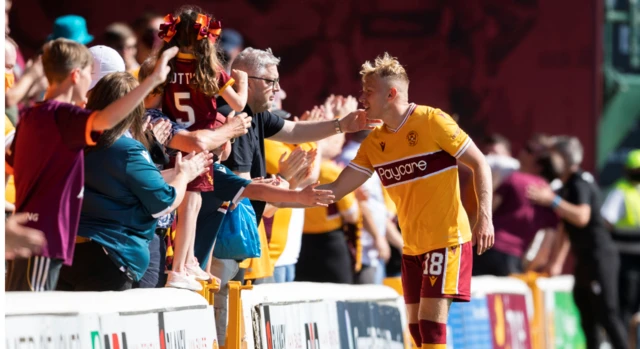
left=174, top=92, right=195, bottom=127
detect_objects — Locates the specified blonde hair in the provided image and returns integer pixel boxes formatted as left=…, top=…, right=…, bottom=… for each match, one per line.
left=360, top=52, right=409, bottom=85
left=42, top=38, right=93, bottom=84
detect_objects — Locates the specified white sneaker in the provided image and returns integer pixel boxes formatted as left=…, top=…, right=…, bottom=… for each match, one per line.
left=165, top=271, right=203, bottom=291
left=186, top=261, right=211, bottom=281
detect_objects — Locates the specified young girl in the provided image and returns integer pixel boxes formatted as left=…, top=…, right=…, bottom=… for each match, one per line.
left=156, top=5, right=248, bottom=290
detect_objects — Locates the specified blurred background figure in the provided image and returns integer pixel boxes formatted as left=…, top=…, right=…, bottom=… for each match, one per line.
left=219, top=28, right=244, bottom=73
left=528, top=137, right=628, bottom=349
left=601, top=149, right=640, bottom=327
left=103, top=22, right=139, bottom=72
left=47, top=15, right=94, bottom=44
left=483, top=133, right=513, bottom=157
left=131, top=12, right=163, bottom=74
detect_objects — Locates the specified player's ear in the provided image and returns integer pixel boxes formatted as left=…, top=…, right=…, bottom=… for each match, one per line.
left=388, top=87, right=397, bottom=100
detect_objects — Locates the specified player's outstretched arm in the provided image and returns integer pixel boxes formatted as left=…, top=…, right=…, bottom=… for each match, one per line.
left=458, top=142, right=494, bottom=255
left=275, top=166, right=371, bottom=208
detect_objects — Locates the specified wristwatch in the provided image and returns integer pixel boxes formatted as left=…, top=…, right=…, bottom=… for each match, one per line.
left=333, top=118, right=343, bottom=134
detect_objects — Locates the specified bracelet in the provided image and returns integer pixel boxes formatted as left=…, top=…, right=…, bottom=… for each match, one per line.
left=551, top=195, right=562, bottom=209
left=334, top=118, right=343, bottom=134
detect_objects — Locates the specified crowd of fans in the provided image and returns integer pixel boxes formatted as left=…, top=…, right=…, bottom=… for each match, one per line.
left=3, top=2, right=639, bottom=348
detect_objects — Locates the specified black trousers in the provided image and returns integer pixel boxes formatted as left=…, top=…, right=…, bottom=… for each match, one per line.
left=472, top=248, right=523, bottom=277
left=619, top=253, right=640, bottom=327
left=295, top=230, right=353, bottom=284
left=57, top=241, right=133, bottom=291
left=573, top=253, right=628, bottom=349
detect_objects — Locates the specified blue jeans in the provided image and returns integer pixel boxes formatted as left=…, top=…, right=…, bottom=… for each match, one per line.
left=135, top=233, right=166, bottom=288
left=273, top=264, right=296, bottom=283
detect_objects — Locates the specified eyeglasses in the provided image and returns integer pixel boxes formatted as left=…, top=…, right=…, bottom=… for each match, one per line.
left=249, top=76, right=280, bottom=89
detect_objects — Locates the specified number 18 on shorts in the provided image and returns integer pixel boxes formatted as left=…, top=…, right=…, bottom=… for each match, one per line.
left=400, top=242, right=472, bottom=304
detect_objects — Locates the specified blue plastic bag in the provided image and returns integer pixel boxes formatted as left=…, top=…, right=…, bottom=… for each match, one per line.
left=213, top=198, right=261, bottom=260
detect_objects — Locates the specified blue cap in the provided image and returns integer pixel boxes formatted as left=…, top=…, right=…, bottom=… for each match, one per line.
left=220, top=28, right=243, bottom=53
left=47, top=15, right=94, bottom=45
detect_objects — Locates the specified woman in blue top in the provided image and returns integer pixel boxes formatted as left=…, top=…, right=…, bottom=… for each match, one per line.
left=57, top=72, right=213, bottom=291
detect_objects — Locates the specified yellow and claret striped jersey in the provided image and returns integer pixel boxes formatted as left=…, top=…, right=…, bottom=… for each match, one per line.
left=304, top=160, right=358, bottom=234
left=349, top=104, right=472, bottom=255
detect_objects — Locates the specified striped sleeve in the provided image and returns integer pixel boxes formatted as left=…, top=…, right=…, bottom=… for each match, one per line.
left=348, top=140, right=374, bottom=177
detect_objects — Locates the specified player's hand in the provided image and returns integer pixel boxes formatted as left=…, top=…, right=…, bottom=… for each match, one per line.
left=224, top=111, right=252, bottom=138
left=472, top=217, right=494, bottom=255
left=339, top=110, right=383, bottom=133
left=297, top=182, right=335, bottom=207
left=152, top=47, right=179, bottom=85
left=5, top=213, right=47, bottom=260
left=175, top=150, right=214, bottom=182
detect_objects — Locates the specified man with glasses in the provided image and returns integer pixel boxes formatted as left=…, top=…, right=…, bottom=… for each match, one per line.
left=218, top=47, right=377, bottom=225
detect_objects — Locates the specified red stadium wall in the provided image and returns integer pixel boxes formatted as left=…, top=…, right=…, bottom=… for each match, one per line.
left=10, top=0, right=602, bottom=171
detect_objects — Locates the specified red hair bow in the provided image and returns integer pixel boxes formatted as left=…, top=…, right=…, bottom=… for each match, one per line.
left=194, top=14, right=222, bottom=42
left=158, top=14, right=181, bottom=43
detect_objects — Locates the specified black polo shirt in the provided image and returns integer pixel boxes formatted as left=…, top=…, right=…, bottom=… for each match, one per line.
left=218, top=101, right=285, bottom=223
left=560, top=171, right=616, bottom=261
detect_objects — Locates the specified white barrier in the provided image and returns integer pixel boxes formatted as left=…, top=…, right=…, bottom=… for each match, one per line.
left=5, top=289, right=217, bottom=349
left=240, top=283, right=406, bottom=349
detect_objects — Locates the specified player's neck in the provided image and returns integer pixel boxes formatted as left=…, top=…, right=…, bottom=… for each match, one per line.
left=383, top=102, right=412, bottom=130
left=44, top=83, right=75, bottom=105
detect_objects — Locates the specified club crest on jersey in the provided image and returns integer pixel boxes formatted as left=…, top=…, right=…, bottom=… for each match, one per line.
left=407, top=131, right=418, bottom=146
left=380, top=142, right=386, bottom=152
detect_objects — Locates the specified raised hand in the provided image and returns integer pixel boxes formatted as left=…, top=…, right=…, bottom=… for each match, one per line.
left=152, top=47, right=179, bottom=85
left=278, top=146, right=308, bottom=180
left=296, top=182, right=335, bottom=207
left=231, top=69, right=248, bottom=85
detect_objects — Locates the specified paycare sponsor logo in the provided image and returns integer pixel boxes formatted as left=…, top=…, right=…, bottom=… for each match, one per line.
left=375, top=151, right=456, bottom=186
left=377, top=160, right=427, bottom=182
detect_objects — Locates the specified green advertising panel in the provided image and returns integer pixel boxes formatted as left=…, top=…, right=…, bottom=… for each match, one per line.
left=553, top=292, right=586, bottom=349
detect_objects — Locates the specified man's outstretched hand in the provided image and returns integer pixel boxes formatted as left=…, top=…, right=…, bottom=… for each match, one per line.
left=339, top=110, right=383, bottom=132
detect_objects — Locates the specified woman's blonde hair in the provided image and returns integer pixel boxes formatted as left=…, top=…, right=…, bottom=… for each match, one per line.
left=86, top=72, right=150, bottom=150
left=156, top=5, right=225, bottom=97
